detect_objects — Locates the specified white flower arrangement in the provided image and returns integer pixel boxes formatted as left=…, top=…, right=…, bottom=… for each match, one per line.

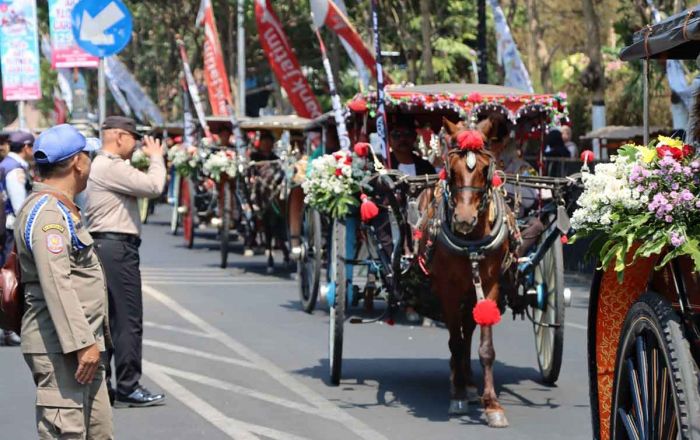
left=167, top=145, right=202, bottom=177
left=129, top=149, right=150, bottom=170
left=202, top=150, right=237, bottom=182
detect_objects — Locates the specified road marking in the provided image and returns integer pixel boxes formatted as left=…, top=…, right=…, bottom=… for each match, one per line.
left=148, top=361, right=323, bottom=417
left=143, top=284, right=389, bottom=440
left=143, top=280, right=292, bottom=286
left=145, top=362, right=311, bottom=440
left=565, top=322, right=587, bottom=331
left=144, top=340, right=261, bottom=370
left=144, top=321, right=213, bottom=338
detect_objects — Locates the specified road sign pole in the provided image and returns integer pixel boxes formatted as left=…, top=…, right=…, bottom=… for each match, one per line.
left=237, top=0, right=245, bottom=117
left=18, top=101, right=26, bottom=131
left=98, top=57, right=106, bottom=136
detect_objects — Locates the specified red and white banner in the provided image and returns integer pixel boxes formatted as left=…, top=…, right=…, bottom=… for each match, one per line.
left=48, top=0, right=99, bottom=68
left=255, top=0, right=322, bottom=119
left=310, top=0, right=389, bottom=83
left=196, top=0, right=233, bottom=116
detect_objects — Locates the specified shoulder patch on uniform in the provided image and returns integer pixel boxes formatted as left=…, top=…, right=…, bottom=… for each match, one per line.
left=46, top=233, right=65, bottom=254
left=42, top=224, right=66, bottom=233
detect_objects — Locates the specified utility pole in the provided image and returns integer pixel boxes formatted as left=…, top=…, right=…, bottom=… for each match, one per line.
left=477, top=0, right=488, bottom=84
left=237, top=0, right=246, bottom=117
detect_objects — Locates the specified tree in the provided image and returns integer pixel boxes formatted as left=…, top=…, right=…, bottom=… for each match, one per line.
left=420, top=0, right=434, bottom=82
left=581, top=0, right=606, bottom=130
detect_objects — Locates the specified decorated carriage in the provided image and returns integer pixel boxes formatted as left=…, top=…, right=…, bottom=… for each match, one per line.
left=582, top=8, right=700, bottom=439
left=303, top=82, right=586, bottom=426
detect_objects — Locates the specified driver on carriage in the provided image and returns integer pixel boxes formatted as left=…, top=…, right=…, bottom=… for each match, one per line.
left=250, top=130, right=279, bottom=162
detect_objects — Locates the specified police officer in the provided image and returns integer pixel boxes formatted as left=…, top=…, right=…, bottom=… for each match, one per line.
left=85, top=116, right=166, bottom=407
left=15, top=124, right=112, bottom=439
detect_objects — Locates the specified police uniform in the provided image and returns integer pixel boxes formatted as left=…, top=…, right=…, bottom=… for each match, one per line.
left=84, top=116, right=166, bottom=406
left=16, top=127, right=112, bottom=439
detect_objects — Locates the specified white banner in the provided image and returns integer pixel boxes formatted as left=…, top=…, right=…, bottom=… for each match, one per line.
left=104, top=56, right=164, bottom=125
left=488, top=0, right=533, bottom=93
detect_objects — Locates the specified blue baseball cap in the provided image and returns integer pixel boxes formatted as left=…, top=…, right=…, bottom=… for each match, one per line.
left=34, top=124, right=100, bottom=164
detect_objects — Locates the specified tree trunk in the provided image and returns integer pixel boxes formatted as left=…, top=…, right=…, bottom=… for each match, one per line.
left=581, top=0, right=606, bottom=130
left=419, top=0, right=434, bottom=83
left=525, top=0, right=552, bottom=92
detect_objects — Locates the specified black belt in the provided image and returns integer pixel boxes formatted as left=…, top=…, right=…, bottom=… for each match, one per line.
left=91, top=232, right=141, bottom=247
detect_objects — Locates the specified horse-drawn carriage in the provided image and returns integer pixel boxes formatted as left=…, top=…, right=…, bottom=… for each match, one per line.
left=305, top=83, right=582, bottom=427
left=584, top=8, right=700, bottom=439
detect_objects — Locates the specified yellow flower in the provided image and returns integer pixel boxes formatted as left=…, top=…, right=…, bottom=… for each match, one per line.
left=639, top=146, right=657, bottom=163
left=657, top=135, right=683, bottom=149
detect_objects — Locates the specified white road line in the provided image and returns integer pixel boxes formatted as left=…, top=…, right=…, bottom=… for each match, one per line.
left=144, top=280, right=292, bottom=286
left=566, top=322, right=587, bottom=331
left=144, top=340, right=261, bottom=370
left=149, top=362, right=324, bottom=417
left=143, top=284, right=389, bottom=440
left=144, top=321, right=213, bottom=338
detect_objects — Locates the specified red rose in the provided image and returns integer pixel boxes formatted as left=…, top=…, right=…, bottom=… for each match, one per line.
left=335, top=168, right=343, bottom=176
left=348, top=98, right=368, bottom=113
left=353, top=142, right=370, bottom=157
left=344, top=156, right=352, bottom=165
left=683, top=144, right=694, bottom=158
left=333, top=152, right=344, bottom=161
left=656, top=145, right=683, bottom=160
left=467, top=92, right=483, bottom=104
left=456, top=130, right=485, bottom=150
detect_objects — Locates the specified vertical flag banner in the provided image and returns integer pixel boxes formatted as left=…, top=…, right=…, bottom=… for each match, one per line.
left=370, top=0, right=389, bottom=166
left=255, top=0, right=322, bottom=119
left=177, top=38, right=211, bottom=138
left=331, top=0, right=370, bottom=90
left=310, top=0, right=390, bottom=83
left=488, top=0, right=533, bottom=93
left=0, top=0, right=42, bottom=100
left=196, top=0, right=233, bottom=116
left=47, top=0, right=99, bottom=68
left=104, top=57, right=163, bottom=125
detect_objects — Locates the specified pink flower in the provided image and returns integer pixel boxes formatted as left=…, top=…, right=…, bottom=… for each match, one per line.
left=467, top=92, right=483, bottom=104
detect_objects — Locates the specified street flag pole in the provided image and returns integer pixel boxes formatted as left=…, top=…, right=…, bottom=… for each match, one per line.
left=370, top=0, right=390, bottom=167
left=237, top=0, right=246, bottom=117
left=18, top=101, right=26, bottom=131
left=98, top=57, right=106, bottom=136
left=311, top=15, right=350, bottom=151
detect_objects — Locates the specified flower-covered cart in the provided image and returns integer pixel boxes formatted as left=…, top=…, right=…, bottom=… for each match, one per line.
left=581, top=8, right=700, bottom=439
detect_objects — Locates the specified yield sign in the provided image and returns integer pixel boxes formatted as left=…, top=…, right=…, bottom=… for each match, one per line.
left=72, top=0, right=132, bottom=58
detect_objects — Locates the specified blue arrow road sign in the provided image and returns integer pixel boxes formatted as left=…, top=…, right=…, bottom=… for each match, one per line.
left=72, top=0, right=132, bottom=58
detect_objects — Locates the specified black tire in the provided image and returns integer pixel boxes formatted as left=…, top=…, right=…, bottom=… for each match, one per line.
left=611, top=292, right=700, bottom=440
left=220, top=182, right=232, bottom=269
left=532, top=231, right=565, bottom=385
left=170, top=174, right=180, bottom=235
left=298, top=208, right=322, bottom=313
left=329, top=218, right=346, bottom=386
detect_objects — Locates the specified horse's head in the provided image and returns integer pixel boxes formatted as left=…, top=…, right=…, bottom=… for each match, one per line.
left=442, top=118, right=496, bottom=236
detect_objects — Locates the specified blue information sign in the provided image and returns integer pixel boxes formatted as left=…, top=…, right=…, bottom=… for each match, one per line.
left=71, top=0, right=132, bottom=57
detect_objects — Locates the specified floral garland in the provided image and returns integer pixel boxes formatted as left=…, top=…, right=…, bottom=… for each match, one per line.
left=202, top=150, right=237, bottom=182
left=167, top=145, right=202, bottom=177
left=571, top=136, right=700, bottom=277
left=302, top=144, right=373, bottom=219
left=129, top=149, right=150, bottom=171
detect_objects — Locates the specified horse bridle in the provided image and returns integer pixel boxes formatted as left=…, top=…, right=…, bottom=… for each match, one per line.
left=443, top=149, right=496, bottom=216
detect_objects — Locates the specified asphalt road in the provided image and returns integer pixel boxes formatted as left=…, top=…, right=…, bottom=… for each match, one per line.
left=0, top=206, right=594, bottom=439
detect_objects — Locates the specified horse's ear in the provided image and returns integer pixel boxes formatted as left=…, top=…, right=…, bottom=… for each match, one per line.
left=442, top=117, right=460, bottom=136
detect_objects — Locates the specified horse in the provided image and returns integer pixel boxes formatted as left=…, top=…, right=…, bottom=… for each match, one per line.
left=415, top=114, right=519, bottom=428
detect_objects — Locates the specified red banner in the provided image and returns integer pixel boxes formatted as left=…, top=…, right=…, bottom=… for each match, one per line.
left=197, top=0, right=233, bottom=116
left=255, top=0, right=322, bottom=119
left=310, top=0, right=390, bottom=83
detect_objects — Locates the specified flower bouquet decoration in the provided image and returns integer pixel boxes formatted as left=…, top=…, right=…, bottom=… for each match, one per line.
left=167, top=145, right=202, bottom=177
left=202, top=150, right=237, bottom=182
left=571, top=136, right=700, bottom=277
left=129, top=149, right=150, bottom=171
left=302, top=143, right=373, bottom=219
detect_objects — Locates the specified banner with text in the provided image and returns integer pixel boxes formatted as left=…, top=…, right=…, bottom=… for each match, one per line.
left=48, top=0, right=99, bottom=68
left=255, top=0, right=322, bottom=119
left=196, top=0, right=233, bottom=116
left=0, top=0, right=42, bottom=100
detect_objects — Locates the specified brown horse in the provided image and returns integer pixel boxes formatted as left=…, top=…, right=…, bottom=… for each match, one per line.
left=416, top=115, right=518, bottom=428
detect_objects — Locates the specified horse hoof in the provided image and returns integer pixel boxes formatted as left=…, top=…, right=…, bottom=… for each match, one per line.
left=466, top=386, right=480, bottom=404
left=448, top=400, right=469, bottom=415
left=485, top=410, right=509, bottom=428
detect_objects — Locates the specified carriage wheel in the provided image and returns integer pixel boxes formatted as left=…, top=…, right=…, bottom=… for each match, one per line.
left=219, top=180, right=232, bottom=268
left=328, top=218, right=346, bottom=386
left=138, top=198, right=150, bottom=224
left=180, top=177, right=195, bottom=249
left=170, top=174, right=181, bottom=235
left=611, top=293, right=700, bottom=440
left=298, top=208, right=322, bottom=313
left=532, top=232, right=565, bottom=384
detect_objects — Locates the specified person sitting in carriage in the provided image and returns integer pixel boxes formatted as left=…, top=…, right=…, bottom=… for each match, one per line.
left=249, top=130, right=279, bottom=162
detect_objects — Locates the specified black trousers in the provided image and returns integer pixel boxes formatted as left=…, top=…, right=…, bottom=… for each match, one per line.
left=94, top=238, right=142, bottom=396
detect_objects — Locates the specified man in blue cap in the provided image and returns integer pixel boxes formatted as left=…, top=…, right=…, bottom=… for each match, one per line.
left=0, top=131, right=35, bottom=346
left=14, top=124, right=113, bottom=438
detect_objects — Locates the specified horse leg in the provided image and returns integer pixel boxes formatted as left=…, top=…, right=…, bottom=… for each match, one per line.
left=461, top=310, right=480, bottom=404
left=479, top=323, right=509, bottom=428
left=446, top=311, right=469, bottom=416
left=265, top=221, right=274, bottom=274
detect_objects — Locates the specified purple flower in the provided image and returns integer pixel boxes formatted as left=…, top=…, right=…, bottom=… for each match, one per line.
left=680, top=189, right=694, bottom=202
left=691, top=161, right=700, bottom=169
left=672, top=183, right=680, bottom=191
left=665, top=215, right=674, bottom=223
left=670, top=231, right=685, bottom=247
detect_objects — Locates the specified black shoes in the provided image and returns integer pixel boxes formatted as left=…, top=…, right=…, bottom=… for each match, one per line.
left=114, top=385, right=166, bottom=408
left=0, top=330, right=21, bottom=347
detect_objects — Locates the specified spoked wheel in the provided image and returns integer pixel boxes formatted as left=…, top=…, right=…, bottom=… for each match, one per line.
left=611, top=293, right=700, bottom=440
left=170, top=173, right=181, bottom=235
left=532, top=231, right=565, bottom=384
left=180, top=177, right=195, bottom=249
left=298, top=208, right=322, bottom=313
left=138, top=198, right=150, bottom=224
left=328, top=218, right=346, bottom=386
left=219, top=178, right=232, bottom=268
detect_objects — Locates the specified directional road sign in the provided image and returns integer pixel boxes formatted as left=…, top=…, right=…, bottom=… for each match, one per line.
left=71, top=0, right=132, bottom=58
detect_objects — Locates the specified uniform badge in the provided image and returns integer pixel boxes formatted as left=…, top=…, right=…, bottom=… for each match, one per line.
left=46, top=234, right=65, bottom=254
left=42, top=224, right=66, bottom=233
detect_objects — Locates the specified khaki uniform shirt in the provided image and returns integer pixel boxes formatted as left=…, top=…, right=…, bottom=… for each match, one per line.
left=16, top=183, right=110, bottom=354
left=85, top=151, right=166, bottom=236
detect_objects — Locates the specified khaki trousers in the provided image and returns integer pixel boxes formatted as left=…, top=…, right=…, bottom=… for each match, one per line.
left=24, top=353, right=113, bottom=440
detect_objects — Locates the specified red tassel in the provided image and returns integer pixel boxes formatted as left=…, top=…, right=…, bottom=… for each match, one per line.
left=360, top=194, right=379, bottom=223
left=472, top=299, right=501, bottom=326
left=560, top=235, right=569, bottom=244
left=491, top=173, right=503, bottom=187
left=386, top=318, right=395, bottom=326
left=580, top=150, right=595, bottom=163
left=456, top=130, right=485, bottom=150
